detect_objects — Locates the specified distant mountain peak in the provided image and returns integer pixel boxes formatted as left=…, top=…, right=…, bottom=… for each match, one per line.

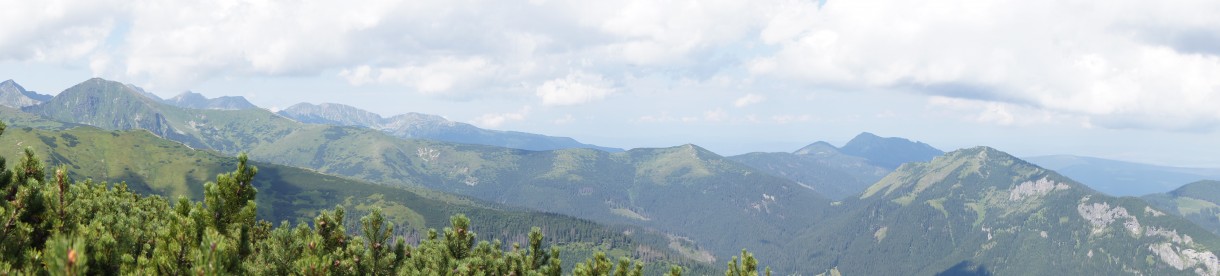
left=164, top=90, right=256, bottom=110
left=843, top=132, right=908, bottom=148
left=854, top=131, right=881, bottom=139
left=839, top=132, right=944, bottom=169
left=117, top=82, right=164, bottom=101
left=950, top=145, right=1005, bottom=158
left=170, top=91, right=207, bottom=101
left=679, top=143, right=715, bottom=156
left=0, top=79, right=48, bottom=108
left=793, top=141, right=839, bottom=155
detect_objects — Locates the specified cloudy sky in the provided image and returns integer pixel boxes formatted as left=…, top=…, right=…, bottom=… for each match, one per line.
left=3, top=0, right=1220, bottom=167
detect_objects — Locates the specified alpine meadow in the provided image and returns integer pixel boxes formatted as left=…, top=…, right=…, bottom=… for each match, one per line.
left=4, top=0, right=1220, bottom=275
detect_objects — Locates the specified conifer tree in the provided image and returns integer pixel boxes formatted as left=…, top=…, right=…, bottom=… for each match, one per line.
left=360, top=208, right=396, bottom=274
left=725, top=249, right=770, bottom=276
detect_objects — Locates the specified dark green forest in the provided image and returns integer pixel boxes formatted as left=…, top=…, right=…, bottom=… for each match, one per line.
left=0, top=121, right=768, bottom=275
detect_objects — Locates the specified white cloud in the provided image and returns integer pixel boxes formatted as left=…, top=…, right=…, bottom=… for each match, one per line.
left=733, top=93, right=766, bottom=108
left=927, top=96, right=1089, bottom=127
left=471, top=106, right=531, bottom=128
left=748, top=0, right=1220, bottom=131
left=536, top=71, right=615, bottom=106
left=0, top=0, right=119, bottom=62
left=5, top=0, right=1220, bottom=133
left=341, top=57, right=497, bottom=95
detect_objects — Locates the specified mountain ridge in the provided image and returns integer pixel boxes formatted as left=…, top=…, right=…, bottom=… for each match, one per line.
left=164, top=91, right=258, bottom=110
left=0, top=79, right=52, bottom=108
left=278, top=102, right=622, bottom=152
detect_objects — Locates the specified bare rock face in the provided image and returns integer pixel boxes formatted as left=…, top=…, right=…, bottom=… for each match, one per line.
left=1077, top=199, right=1139, bottom=235
left=1010, top=177, right=1069, bottom=201
left=1148, top=243, right=1220, bottom=275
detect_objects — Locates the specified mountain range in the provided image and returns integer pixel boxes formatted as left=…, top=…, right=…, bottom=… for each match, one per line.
left=276, top=102, right=622, bottom=152
left=5, top=77, right=1220, bottom=274
left=15, top=78, right=618, bottom=153
left=11, top=78, right=808, bottom=269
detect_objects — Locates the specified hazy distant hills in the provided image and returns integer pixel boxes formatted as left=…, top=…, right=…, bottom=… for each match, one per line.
left=278, top=102, right=623, bottom=152
left=0, top=79, right=52, bottom=108
left=1027, top=155, right=1220, bottom=196
left=797, top=147, right=1220, bottom=275
left=729, top=132, right=941, bottom=199
left=1143, top=180, right=1220, bottom=236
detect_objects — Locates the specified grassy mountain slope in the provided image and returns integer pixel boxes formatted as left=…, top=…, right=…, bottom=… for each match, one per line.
left=251, top=128, right=831, bottom=267
left=728, top=152, right=865, bottom=200
left=794, top=147, right=1220, bottom=275
left=0, top=106, right=75, bottom=130
left=1028, top=155, right=1220, bottom=196
left=1143, top=180, right=1220, bottom=236
left=0, top=123, right=716, bottom=273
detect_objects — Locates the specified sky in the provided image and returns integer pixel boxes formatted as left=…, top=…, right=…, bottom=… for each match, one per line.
left=2, top=0, right=1220, bottom=167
